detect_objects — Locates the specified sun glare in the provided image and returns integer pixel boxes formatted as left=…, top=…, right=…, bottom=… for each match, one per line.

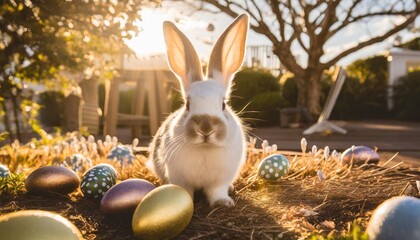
left=125, top=9, right=169, bottom=56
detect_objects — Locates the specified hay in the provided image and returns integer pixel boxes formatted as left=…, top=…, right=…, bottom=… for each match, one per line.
left=0, top=134, right=419, bottom=239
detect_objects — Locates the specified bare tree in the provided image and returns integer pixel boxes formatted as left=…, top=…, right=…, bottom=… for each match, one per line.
left=182, top=0, right=419, bottom=116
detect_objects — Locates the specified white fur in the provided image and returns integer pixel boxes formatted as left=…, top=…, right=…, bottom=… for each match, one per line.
left=149, top=14, right=249, bottom=207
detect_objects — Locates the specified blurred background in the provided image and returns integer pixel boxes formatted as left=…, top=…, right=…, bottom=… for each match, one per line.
left=0, top=0, right=419, bottom=157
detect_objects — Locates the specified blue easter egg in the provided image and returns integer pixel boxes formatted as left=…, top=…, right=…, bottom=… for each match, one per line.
left=106, top=145, right=134, bottom=165
left=62, top=154, right=92, bottom=173
left=257, top=154, right=290, bottom=181
left=367, top=196, right=420, bottom=240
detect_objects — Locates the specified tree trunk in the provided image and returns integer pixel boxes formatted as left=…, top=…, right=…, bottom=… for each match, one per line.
left=10, top=92, right=22, bottom=141
left=294, top=71, right=322, bottom=117
left=1, top=99, right=12, bottom=139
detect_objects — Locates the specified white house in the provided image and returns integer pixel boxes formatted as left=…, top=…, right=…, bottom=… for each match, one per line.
left=387, top=48, right=420, bottom=109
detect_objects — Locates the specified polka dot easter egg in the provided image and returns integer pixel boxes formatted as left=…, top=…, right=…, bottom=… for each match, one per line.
left=81, top=164, right=117, bottom=200
left=0, top=164, right=10, bottom=178
left=106, top=145, right=134, bottom=166
left=258, top=154, right=290, bottom=181
left=61, top=154, right=92, bottom=173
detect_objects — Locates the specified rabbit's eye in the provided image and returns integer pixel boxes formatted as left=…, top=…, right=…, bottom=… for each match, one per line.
left=186, top=98, right=190, bottom=111
left=222, top=101, right=226, bottom=111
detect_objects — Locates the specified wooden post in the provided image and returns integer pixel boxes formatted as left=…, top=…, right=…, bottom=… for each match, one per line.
left=155, top=71, right=171, bottom=122
left=79, top=78, right=100, bottom=135
left=146, top=71, right=159, bottom=135
left=103, top=77, right=120, bottom=136
left=63, top=93, right=81, bottom=133
left=131, top=78, right=146, bottom=137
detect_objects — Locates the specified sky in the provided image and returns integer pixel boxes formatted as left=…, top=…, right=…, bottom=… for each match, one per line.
left=125, top=2, right=420, bottom=68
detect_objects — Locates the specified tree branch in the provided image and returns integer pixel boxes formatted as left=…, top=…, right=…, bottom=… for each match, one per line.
left=323, top=11, right=418, bottom=68
left=201, top=0, right=280, bottom=45
left=329, top=10, right=417, bottom=39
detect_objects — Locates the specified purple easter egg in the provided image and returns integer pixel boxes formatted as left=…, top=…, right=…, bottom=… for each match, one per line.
left=100, top=179, right=155, bottom=215
left=341, top=145, right=380, bottom=165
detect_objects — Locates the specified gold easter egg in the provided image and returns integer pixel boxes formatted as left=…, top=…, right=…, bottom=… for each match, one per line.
left=132, top=184, right=193, bottom=240
left=0, top=210, right=83, bottom=240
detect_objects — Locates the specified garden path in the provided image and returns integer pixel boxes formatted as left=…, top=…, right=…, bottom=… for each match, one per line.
left=252, top=120, right=420, bottom=168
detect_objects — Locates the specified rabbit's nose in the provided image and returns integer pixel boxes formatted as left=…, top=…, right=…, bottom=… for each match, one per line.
left=196, top=129, right=216, bottom=142
left=187, top=114, right=227, bottom=142
left=196, top=128, right=216, bottom=136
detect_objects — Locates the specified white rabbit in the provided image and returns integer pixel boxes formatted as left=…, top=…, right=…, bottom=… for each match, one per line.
left=148, top=14, right=249, bottom=207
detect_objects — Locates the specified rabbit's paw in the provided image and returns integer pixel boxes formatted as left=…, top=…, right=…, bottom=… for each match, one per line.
left=228, top=184, right=235, bottom=193
left=210, top=196, right=235, bottom=207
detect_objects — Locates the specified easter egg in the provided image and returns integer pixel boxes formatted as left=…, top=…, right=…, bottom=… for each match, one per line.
left=95, top=163, right=118, bottom=179
left=107, top=145, right=134, bottom=165
left=341, top=145, right=380, bottom=165
left=101, top=179, right=155, bottom=215
left=0, top=210, right=82, bottom=240
left=258, top=154, right=290, bottom=181
left=132, top=184, right=193, bottom=240
left=25, top=166, right=80, bottom=194
left=0, top=164, right=9, bottom=178
left=367, top=196, right=420, bottom=240
left=81, top=164, right=117, bottom=200
left=62, top=154, right=92, bottom=173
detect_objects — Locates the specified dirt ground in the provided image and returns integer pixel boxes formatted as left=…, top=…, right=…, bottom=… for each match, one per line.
left=1, top=134, right=419, bottom=240
left=1, top=161, right=419, bottom=240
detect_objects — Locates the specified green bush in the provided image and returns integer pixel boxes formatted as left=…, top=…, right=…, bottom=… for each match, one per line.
left=392, top=70, right=420, bottom=120
left=230, top=68, right=280, bottom=112
left=229, top=68, right=284, bottom=126
left=281, top=75, right=298, bottom=107
left=332, top=55, right=389, bottom=119
left=242, top=92, right=289, bottom=126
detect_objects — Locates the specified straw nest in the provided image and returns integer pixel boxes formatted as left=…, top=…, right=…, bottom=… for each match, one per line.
left=0, top=133, right=419, bottom=240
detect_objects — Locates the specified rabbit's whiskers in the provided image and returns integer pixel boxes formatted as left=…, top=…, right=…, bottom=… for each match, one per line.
left=163, top=134, right=185, bottom=162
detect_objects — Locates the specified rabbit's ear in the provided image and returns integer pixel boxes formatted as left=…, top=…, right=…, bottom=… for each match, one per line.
left=207, top=14, right=249, bottom=89
left=163, top=21, right=203, bottom=94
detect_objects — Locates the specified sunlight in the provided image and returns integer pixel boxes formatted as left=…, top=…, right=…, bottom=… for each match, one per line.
left=125, top=7, right=212, bottom=58
left=125, top=8, right=170, bottom=56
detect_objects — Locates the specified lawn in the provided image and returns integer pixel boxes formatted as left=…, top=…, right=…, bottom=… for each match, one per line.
left=0, top=133, right=419, bottom=239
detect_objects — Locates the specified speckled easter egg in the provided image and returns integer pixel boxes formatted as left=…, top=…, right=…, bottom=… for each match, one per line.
left=367, top=196, right=420, bottom=240
left=258, top=154, right=290, bottom=181
left=0, top=210, right=82, bottom=240
left=341, top=145, right=380, bottom=165
left=106, top=145, right=134, bottom=165
left=101, top=179, right=156, bottom=215
left=0, top=164, right=10, bottom=178
left=132, top=184, right=193, bottom=240
left=80, top=164, right=117, bottom=200
left=62, top=154, right=92, bottom=173
left=25, top=166, right=80, bottom=194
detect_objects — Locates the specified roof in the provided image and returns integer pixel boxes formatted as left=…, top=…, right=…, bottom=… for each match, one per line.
left=388, top=47, right=420, bottom=57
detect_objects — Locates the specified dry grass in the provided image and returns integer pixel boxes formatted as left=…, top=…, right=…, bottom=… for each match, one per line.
left=0, top=133, right=419, bottom=239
